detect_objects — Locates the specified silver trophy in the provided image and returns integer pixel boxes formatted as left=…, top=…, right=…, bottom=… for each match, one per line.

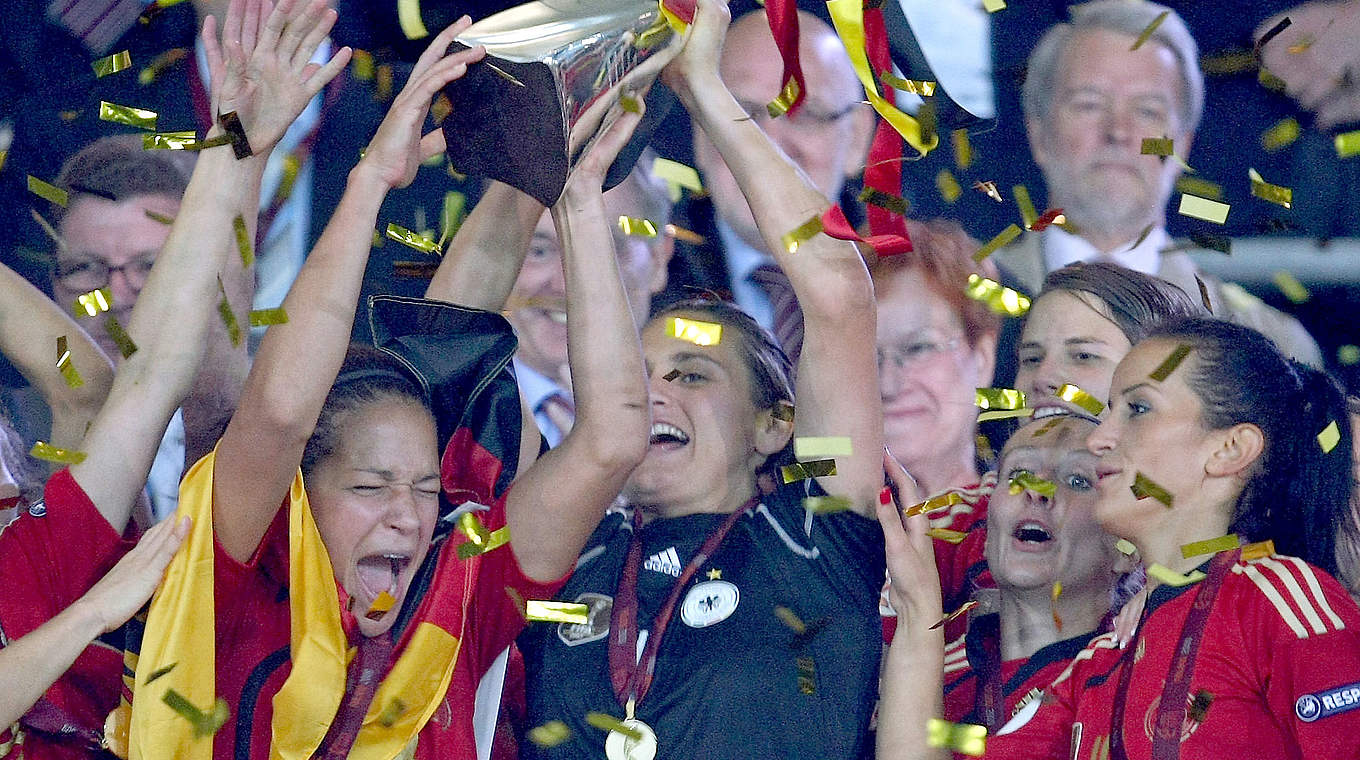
left=440, top=0, right=680, bottom=206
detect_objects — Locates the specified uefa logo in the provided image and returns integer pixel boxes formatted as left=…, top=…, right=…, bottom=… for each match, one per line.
left=1295, top=694, right=1322, bottom=722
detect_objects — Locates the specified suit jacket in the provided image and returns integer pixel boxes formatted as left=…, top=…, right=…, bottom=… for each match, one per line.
left=990, top=231, right=1323, bottom=366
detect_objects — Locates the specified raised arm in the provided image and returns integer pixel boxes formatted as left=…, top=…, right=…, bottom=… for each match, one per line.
left=499, top=97, right=656, bottom=582
left=662, top=0, right=884, bottom=516
left=213, top=19, right=482, bottom=561
left=423, top=181, right=545, bottom=311
left=0, top=263, right=113, bottom=453
left=69, top=0, right=346, bottom=532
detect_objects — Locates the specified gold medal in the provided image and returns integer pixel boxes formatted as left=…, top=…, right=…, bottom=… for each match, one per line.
left=604, top=718, right=657, bottom=760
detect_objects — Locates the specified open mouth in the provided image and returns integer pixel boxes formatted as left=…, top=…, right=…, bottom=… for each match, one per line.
left=1032, top=405, right=1070, bottom=420
left=648, top=422, right=690, bottom=448
left=1012, top=521, right=1053, bottom=545
left=355, top=553, right=412, bottom=602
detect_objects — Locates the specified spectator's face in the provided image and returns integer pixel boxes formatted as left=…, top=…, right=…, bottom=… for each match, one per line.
left=1028, top=29, right=1188, bottom=236
left=986, top=416, right=1115, bottom=593
left=1015, top=290, right=1132, bottom=417
left=875, top=268, right=995, bottom=477
left=506, top=185, right=673, bottom=384
left=54, top=194, right=178, bottom=360
left=694, top=12, right=873, bottom=250
left=307, top=398, right=440, bottom=638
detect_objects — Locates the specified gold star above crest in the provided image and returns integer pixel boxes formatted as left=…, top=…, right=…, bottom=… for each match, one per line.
left=706, top=569, right=722, bottom=580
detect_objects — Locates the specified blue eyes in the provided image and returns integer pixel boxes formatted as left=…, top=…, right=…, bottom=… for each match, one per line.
left=1066, top=474, right=1093, bottom=491
left=1127, top=400, right=1150, bottom=417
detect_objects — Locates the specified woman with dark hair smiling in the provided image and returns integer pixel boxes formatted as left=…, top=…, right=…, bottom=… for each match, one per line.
left=877, top=318, right=1360, bottom=759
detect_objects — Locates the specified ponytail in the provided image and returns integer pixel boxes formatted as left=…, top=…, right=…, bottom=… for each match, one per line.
left=1149, top=319, right=1353, bottom=575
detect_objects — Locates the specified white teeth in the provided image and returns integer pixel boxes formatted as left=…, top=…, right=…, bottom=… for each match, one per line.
left=649, top=423, right=690, bottom=443
left=1033, top=406, right=1068, bottom=420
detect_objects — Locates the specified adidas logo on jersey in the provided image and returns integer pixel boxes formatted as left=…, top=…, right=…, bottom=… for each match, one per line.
left=643, top=547, right=682, bottom=577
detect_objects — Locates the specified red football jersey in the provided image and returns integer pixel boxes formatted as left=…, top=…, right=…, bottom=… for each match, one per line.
left=987, top=553, right=1360, bottom=759
left=942, top=624, right=1098, bottom=731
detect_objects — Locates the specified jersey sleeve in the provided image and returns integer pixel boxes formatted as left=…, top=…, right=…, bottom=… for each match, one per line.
left=0, top=469, right=133, bottom=641
left=1233, top=556, right=1360, bottom=756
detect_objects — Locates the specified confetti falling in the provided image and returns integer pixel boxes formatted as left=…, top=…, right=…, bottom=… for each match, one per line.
left=1051, top=582, right=1063, bottom=632
left=1012, top=185, right=1038, bottom=229
left=666, top=316, right=722, bottom=346
left=977, top=408, right=1035, bottom=422
left=1055, top=384, right=1104, bottom=415
left=903, top=492, right=963, bottom=518
left=661, top=369, right=682, bottom=382
left=618, top=217, right=658, bottom=238
left=1317, top=420, right=1341, bottom=453
left=104, top=317, right=139, bottom=358
left=1261, top=118, right=1300, bottom=151
left=1130, top=472, right=1173, bottom=507
left=1335, top=130, right=1360, bottom=159
left=248, top=308, right=289, bottom=327
left=925, top=718, right=986, bottom=756
left=217, top=111, right=252, bottom=158
left=396, top=0, right=430, bottom=39
left=620, top=92, right=642, bottom=114
left=982, top=0, right=1005, bottom=11
left=142, top=131, right=199, bottom=150
left=92, top=50, right=132, bottom=78
left=1008, top=470, right=1056, bottom=498
left=30, top=441, right=86, bottom=464
left=780, top=459, right=837, bottom=484
left=98, top=101, right=157, bottom=130
left=1130, top=10, right=1170, bottom=50
left=802, top=495, right=855, bottom=514
left=794, top=436, right=853, bottom=459
left=952, top=129, right=972, bottom=170
left=56, top=336, right=83, bottom=388
left=27, top=175, right=68, bottom=207
left=1248, top=168, right=1292, bottom=208
left=525, top=601, right=590, bottom=624
left=774, top=605, right=807, bottom=634
left=74, top=287, right=112, bottom=318
left=1339, top=345, right=1360, bottom=365
left=927, top=528, right=967, bottom=544
left=527, top=721, right=572, bottom=748
left=1177, top=194, right=1230, bottom=224
left=161, top=689, right=229, bottom=738
left=1116, top=538, right=1138, bottom=555
left=972, top=180, right=1003, bottom=202
left=965, top=274, right=1031, bottom=316
left=1147, top=564, right=1205, bottom=587
left=1140, top=136, right=1174, bottom=156
left=215, top=276, right=241, bottom=347
left=456, top=520, right=510, bottom=559
left=1180, top=534, right=1240, bottom=559
left=1241, top=540, right=1275, bottom=560
left=144, top=663, right=177, bottom=685
left=930, top=600, right=979, bottom=631
left=1272, top=271, right=1310, bottom=304
left=1148, top=344, right=1192, bottom=382
left=975, top=387, right=1026, bottom=410
left=936, top=169, right=962, bottom=203
left=139, top=48, right=187, bottom=85
left=386, top=222, right=442, bottom=255
left=781, top=214, right=824, bottom=253
left=377, top=698, right=406, bottom=727
left=233, top=215, right=253, bottom=267
left=973, top=224, right=1021, bottom=263
left=652, top=158, right=703, bottom=202
left=365, top=591, right=396, bottom=620
left=585, top=712, right=642, bottom=741
left=1175, top=176, right=1223, bottom=200
left=858, top=186, right=910, bottom=216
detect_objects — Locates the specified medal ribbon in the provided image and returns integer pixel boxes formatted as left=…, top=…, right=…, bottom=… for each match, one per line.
left=1108, top=549, right=1237, bottom=760
left=19, top=698, right=104, bottom=752
left=969, top=612, right=1005, bottom=731
left=608, top=498, right=757, bottom=709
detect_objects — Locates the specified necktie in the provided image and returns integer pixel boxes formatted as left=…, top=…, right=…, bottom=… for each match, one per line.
left=750, top=262, right=805, bottom=368
left=313, top=631, right=395, bottom=760
left=540, top=390, right=576, bottom=446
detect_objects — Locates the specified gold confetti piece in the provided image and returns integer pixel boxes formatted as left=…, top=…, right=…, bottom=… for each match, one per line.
left=142, top=131, right=198, bottom=150
left=927, top=528, right=967, bottom=544
left=982, top=0, right=1005, bottom=12
left=385, top=222, right=442, bottom=255
left=619, top=91, right=642, bottom=114
left=1130, top=10, right=1170, bottom=50
left=765, top=77, right=801, bottom=118
left=56, top=335, right=84, bottom=389
left=796, top=655, right=817, bottom=694
left=1336, top=130, right=1360, bottom=159
left=926, top=718, right=986, bottom=756
left=436, top=191, right=466, bottom=250
left=232, top=214, right=253, bottom=267
left=350, top=49, right=374, bottom=80
left=585, top=712, right=642, bottom=741
left=976, top=387, right=1026, bottom=410
left=98, top=101, right=157, bottom=130
left=139, top=48, right=187, bottom=85
left=1149, top=343, right=1192, bottom=382
left=952, top=129, right=972, bottom=170
left=661, top=369, right=682, bottom=382
left=665, top=223, right=705, bottom=245
left=1175, top=176, right=1223, bottom=200
left=1261, top=118, right=1300, bottom=151
left=1147, top=564, right=1205, bottom=587
left=74, top=287, right=112, bottom=318
left=1055, top=384, right=1103, bottom=415
left=772, top=400, right=795, bottom=422
left=377, top=697, right=406, bottom=728
left=1130, top=472, right=1173, bottom=507
left=1010, top=184, right=1038, bottom=229
left=1180, top=534, right=1240, bottom=559
left=936, top=169, right=962, bottom=203
left=0, top=150, right=6, bottom=172
left=1051, top=581, right=1063, bottom=632
left=1286, top=35, right=1314, bottom=54
left=161, top=689, right=229, bottom=738
left=1187, top=690, right=1214, bottom=723
left=917, top=98, right=937, bottom=146
left=1140, top=136, right=1173, bottom=156
left=92, top=50, right=132, bottom=78
left=666, top=316, right=722, bottom=346
left=652, top=158, right=703, bottom=202
left=1248, top=168, right=1292, bottom=208
left=858, top=186, right=909, bottom=216
left=977, top=409, right=1035, bottom=422
left=104, top=317, right=138, bottom=358
left=1258, top=66, right=1288, bottom=91
left=365, top=591, right=397, bottom=620
left=525, top=601, right=590, bottom=624
left=879, top=72, right=935, bottom=96
left=794, top=436, right=853, bottom=459
left=1338, top=345, right=1360, bottom=365
left=275, top=154, right=301, bottom=205
left=1241, top=540, right=1275, bottom=560
left=144, top=663, right=177, bottom=685
left=28, top=175, right=68, bottom=207
left=527, top=721, right=572, bottom=748
left=1008, top=469, right=1056, bottom=498
left=248, top=307, right=288, bottom=327
left=180, top=134, right=233, bottom=152
left=428, top=93, right=454, bottom=127
left=456, top=525, right=510, bottom=559
left=971, top=181, right=1002, bottom=203
left=30, top=441, right=87, bottom=464
left=965, top=274, right=1031, bottom=317
left=774, top=605, right=807, bottom=634
left=973, top=224, right=1021, bottom=263
left=376, top=63, right=394, bottom=101
left=459, top=511, right=491, bottom=546
left=1318, top=420, right=1341, bottom=453
left=1272, top=270, right=1310, bottom=304
left=214, top=275, right=242, bottom=347
left=781, top=214, right=824, bottom=253
left=903, top=492, right=963, bottom=518
left=930, top=600, right=979, bottom=631
left=780, top=458, right=836, bottom=484
left=1029, top=418, right=1062, bottom=437
left=618, top=216, right=658, bottom=238
left=396, top=0, right=430, bottom=39
left=802, top=495, right=855, bottom=514
left=1115, top=538, right=1137, bottom=556
left=1178, top=194, right=1230, bottom=224
left=1201, top=51, right=1256, bottom=74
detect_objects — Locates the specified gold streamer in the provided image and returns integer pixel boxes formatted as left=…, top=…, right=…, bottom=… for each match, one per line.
left=1147, top=564, right=1205, bottom=587
left=525, top=601, right=590, bottom=624
left=965, top=274, right=1031, bottom=316
left=973, top=224, right=1021, bottom=263
left=1177, top=194, right=1230, bottom=224
left=98, top=101, right=157, bottom=130
left=618, top=217, right=658, bottom=238
left=1055, top=383, right=1104, bottom=415
left=27, top=175, right=68, bottom=207
left=781, top=214, right=824, bottom=253
left=215, top=276, right=241, bottom=347
left=92, top=50, right=132, bottom=78
left=666, top=316, right=722, bottom=346
left=248, top=308, right=289, bottom=327
left=936, top=169, right=962, bottom=203
left=1180, top=534, right=1240, bottom=559
left=74, top=287, right=112, bottom=318
left=104, top=317, right=139, bottom=359
left=233, top=215, right=253, bottom=267
left=30, top=441, right=87, bottom=464
left=1130, top=11, right=1170, bottom=50
left=142, top=131, right=199, bottom=150
left=56, top=336, right=84, bottom=389
left=780, top=458, right=837, bottom=484
left=1261, top=118, right=1300, bottom=151
left=975, top=387, right=1026, bottom=410
left=385, top=222, right=442, bottom=255
left=1130, top=472, right=1173, bottom=507
left=1148, top=343, right=1192, bottom=381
